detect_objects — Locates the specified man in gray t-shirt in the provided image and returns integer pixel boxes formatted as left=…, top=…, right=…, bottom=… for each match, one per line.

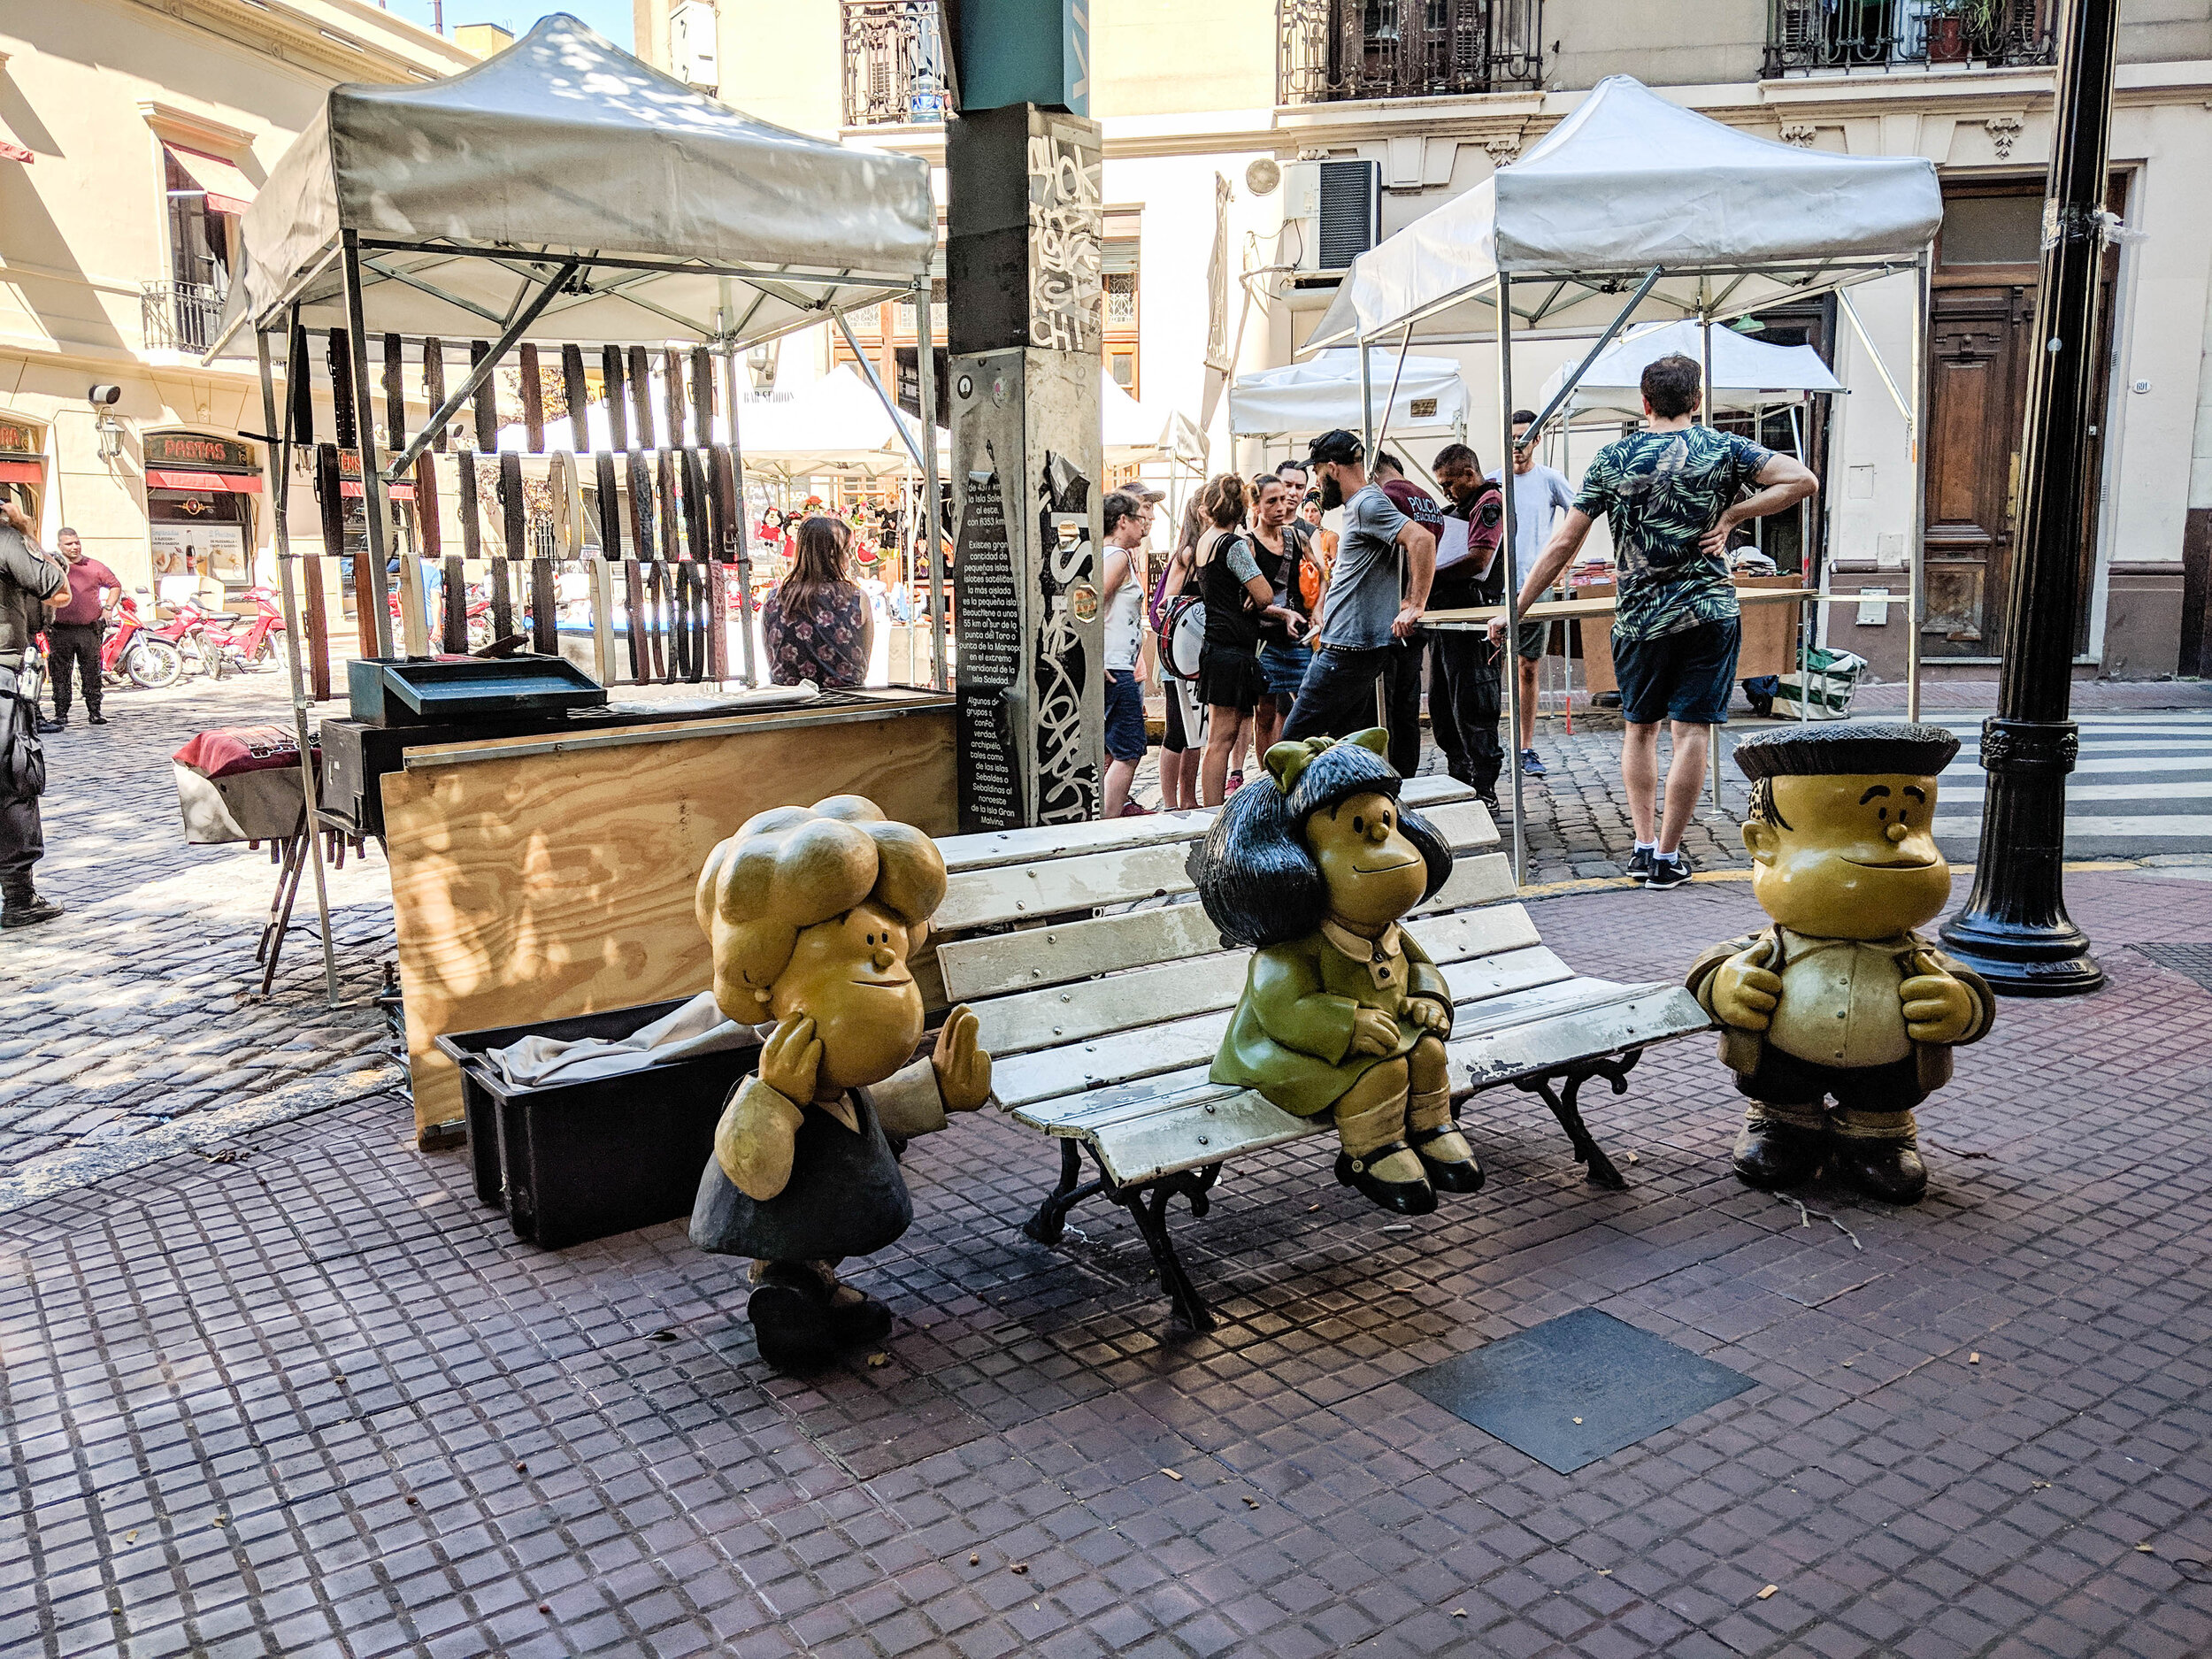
left=0, top=500, right=65, bottom=928
left=1282, top=430, right=1436, bottom=776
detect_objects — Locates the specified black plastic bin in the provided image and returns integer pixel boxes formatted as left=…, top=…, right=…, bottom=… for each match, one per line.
left=436, top=1000, right=757, bottom=1249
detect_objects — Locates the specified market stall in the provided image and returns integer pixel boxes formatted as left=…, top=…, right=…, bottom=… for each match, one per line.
left=1302, top=74, right=1941, bottom=881
left=1231, top=348, right=1469, bottom=487
left=204, top=13, right=956, bottom=1140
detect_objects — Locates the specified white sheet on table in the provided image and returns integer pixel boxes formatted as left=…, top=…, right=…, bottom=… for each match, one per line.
left=488, top=991, right=762, bottom=1088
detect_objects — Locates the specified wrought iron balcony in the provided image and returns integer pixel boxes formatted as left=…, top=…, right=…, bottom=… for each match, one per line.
left=141, top=280, right=225, bottom=354
left=841, top=0, right=952, bottom=127
left=1765, top=0, right=2055, bottom=76
left=1279, top=0, right=1544, bottom=104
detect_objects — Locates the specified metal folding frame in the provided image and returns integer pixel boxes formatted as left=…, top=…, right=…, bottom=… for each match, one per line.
left=239, top=236, right=943, bottom=1004
left=1343, top=250, right=1936, bottom=884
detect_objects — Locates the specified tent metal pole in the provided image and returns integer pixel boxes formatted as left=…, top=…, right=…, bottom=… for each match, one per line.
left=257, top=322, right=341, bottom=1007
left=1371, top=323, right=1415, bottom=461
left=1498, top=273, right=1526, bottom=887
left=1701, top=303, right=1722, bottom=813
left=717, top=301, right=760, bottom=688
left=1359, top=342, right=1383, bottom=727
left=1908, top=245, right=1931, bottom=724
left=380, top=259, right=580, bottom=484
left=1518, top=265, right=1663, bottom=442
left=340, top=231, right=398, bottom=659
left=1835, top=285, right=1913, bottom=423
left=915, top=280, right=946, bottom=691
left=835, top=311, right=931, bottom=472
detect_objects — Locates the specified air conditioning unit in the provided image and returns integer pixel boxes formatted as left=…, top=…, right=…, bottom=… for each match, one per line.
left=1282, top=158, right=1381, bottom=275
left=669, top=0, right=718, bottom=89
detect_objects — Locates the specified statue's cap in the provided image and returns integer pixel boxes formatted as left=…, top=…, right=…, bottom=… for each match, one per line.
left=1732, top=721, right=1961, bottom=781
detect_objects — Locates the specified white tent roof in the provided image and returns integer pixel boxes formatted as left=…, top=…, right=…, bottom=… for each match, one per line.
left=1307, top=75, right=1941, bottom=349
left=1537, top=319, right=1843, bottom=415
left=209, top=13, right=933, bottom=356
left=1229, top=349, right=1468, bottom=437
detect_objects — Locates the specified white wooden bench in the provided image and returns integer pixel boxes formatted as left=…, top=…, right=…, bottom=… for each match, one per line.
left=917, top=779, right=1710, bottom=1330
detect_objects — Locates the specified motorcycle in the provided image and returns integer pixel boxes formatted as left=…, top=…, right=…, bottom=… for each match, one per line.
left=148, top=598, right=243, bottom=681
left=97, top=595, right=184, bottom=691
left=189, top=585, right=286, bottom=671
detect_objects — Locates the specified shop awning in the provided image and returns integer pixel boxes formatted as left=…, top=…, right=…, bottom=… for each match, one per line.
left=147, top=468, right=263, bottom=494
left=165, top=144, right=256, bottom=217
left=0, top=460, right=42, bottom=483
left=339, top=479, right=414, bottom=500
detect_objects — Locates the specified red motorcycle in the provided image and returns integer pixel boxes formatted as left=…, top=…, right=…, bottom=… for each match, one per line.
left=97, top=595, right=185, bottom=690
left=153, top=597, right=246, bottom=680
left=390, top=580, right=498, bottom=650
left=192, top=586, right=286, bottom=671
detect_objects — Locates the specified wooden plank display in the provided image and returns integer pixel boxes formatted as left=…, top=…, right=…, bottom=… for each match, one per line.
left=595, top=452, right=624, bottom=562
left=288, top=324, right=315, bottom=451
left=327, top=329, right=356, bottom=449
left=603, top=346, right=629, bottom=450
left=519, top=342, right=545, bottom=453
left=663, top=346, right=687, bottom=449
left=561, top=344, right=589, bottom=452
left=626, top=454, right=655, bottom=682
left=470, top=340, right=498, bottom=452
left=689, top=344, right=714, bottom=442
left=382, top=333, right=406, bottom=454
left=283, top=324, right=330, bottom=698
left=626, top=345, right=654, bottom=448
left=421, top=338, right=447, bottom=452
left=381, top=696, right=959, bottom=1133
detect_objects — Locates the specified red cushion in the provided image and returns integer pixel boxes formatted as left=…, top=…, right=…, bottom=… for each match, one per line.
left=173, top=726, right=313, bottom=779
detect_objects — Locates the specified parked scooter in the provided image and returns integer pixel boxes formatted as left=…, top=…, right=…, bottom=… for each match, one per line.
left=190, top=586, right=286, bottom=671
left=97, top=595, right=185, bottom=690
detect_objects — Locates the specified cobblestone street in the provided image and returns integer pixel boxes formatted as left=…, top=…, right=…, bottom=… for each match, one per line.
left=5, top=672, right=2212, bottom=1659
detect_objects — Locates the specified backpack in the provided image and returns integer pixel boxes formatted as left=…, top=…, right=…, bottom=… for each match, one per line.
left=0, top=661, right=47, bottom=804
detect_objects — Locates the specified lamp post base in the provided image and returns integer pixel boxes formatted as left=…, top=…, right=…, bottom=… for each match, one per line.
left=1938, top=717, right=2104, bottom=997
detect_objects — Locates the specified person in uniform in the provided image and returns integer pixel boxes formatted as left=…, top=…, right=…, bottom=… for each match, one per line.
left=0, top=500, right=65, bottom=928
left=1686, top=723, right=1994, bottom=1203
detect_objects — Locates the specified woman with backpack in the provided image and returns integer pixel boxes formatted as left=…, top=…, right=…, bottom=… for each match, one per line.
left=1246, top=472, right=1326, bottom=759
left=1150, top=494, right=1209, bottom=811
left=1191, top=472, right=1305, bottom=809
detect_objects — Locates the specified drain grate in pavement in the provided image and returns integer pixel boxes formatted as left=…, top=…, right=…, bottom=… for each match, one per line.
left=1404, top=1308, right=1755, bottom=1474
left=2135, top=943, right=2212, bottom=991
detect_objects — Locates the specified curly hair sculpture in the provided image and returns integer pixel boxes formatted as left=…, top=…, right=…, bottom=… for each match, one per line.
left=694, top=795, right=947, bottom=1013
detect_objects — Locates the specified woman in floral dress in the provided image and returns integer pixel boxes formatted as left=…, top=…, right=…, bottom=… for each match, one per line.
left=762, top=515, right=874, bottom=687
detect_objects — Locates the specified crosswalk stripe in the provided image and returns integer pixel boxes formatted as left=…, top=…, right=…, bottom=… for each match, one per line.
left=1937, top=815, right=2212, bottom=840
left=1934, top=780, right=2212, bottom=804
left=1937, top=754, right=2212, bottom=778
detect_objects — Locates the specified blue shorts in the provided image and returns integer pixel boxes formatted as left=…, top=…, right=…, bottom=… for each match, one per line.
left=1611, top=617, right=1741, bottom=726
left=1103, top=668, right=1147, bottom=762
left=1259, top=641, right=1312, bottom=703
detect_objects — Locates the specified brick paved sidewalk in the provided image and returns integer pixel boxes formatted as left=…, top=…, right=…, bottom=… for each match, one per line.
left=5, top=870, right=2209, bottom=1659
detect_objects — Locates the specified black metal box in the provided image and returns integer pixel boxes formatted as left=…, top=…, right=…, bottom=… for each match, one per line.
left=348, top=654, right=605, bottom=726
left=436, top=1000, right=757, bottom=1250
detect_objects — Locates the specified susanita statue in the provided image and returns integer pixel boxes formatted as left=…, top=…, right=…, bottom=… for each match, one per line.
left=1191, top=730, right=1479, bottom=1216
left=690, top=796, right=994, bottom=1371
left=1686, top=724, right=1994, bottom=1204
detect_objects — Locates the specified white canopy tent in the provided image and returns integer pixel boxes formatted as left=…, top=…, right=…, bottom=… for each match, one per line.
left=1299, top=75, right=1941, bottom=884
left=1536, top=319, right=1843, bottom=417
left=205, top=13, right=944, bottom=1003
left=1231, top=349, right=1469, bottom=442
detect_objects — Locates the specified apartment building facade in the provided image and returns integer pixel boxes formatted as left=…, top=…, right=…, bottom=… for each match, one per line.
left=0, top=0, right=477, bottom=602
left=638, top=0, right=2212, bottom=680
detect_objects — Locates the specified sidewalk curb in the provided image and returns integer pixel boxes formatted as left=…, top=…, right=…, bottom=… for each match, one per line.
left=1515, top=853, right=2212, bottom=903
left=0, top=1063, right=405, bottom=1217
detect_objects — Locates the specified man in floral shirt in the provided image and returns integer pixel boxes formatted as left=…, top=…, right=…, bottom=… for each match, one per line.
left=1489, top=355, right=1817, bottom=888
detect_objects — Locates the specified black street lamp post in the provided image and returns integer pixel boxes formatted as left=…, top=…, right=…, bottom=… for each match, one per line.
left=1939, top=0, right=2117, bottom=996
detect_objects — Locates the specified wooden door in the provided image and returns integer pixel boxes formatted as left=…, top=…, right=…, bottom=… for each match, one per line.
left=1923, top=284, right=2034, bottom=655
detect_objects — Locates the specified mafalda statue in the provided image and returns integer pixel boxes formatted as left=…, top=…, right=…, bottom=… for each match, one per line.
left=691, top=796, right=993, bottom=1371
left=1687, top=724, right=1994, bottom=1204
left=1193, top=730, right=1478, bottom=1216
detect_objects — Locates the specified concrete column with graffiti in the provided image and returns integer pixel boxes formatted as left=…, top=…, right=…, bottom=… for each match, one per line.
left=946, top=102, right=1106, bottom=831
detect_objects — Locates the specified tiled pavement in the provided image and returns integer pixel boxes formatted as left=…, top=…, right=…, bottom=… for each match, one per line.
left=5, top=868, right=2211, bottom=1658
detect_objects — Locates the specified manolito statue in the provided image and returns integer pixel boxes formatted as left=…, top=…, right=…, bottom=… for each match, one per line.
left=1686, top=723, right=1994, bottom=1204
left=691, top=796, right=993, bottom=1371
left=1193, top=730, right=1480, bottom=1216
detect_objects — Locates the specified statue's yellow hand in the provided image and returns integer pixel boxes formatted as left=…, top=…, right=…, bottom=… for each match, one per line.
left=932, top=1004, right=995, bottom=1113
left=758, top=1014, right=822, bottom=1103
left=1901, top=969, right=1975, bottom=1045
left=1350, top=1005, right=1399, bottom=1056
left=1406, top=996, right=1453, bottom=1036
left=1712, top=950, right=1783, bottom=1033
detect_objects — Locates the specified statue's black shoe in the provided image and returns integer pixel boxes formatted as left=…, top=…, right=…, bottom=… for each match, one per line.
left=748, top=1276, right=839, bottom=1372
left=825, top=1287, right=894, bottom=1349
left=1335, top=1142, right=1438, bottom=1216
left=1831, top=1139, right=1928, bottom=1205
left=1409, top=1125, right=1485, bottom=1194
left=1731, top=1117, right=1826, bottom=1190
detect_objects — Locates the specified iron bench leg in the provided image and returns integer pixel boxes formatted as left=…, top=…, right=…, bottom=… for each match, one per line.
left=1513, top=1050, right=1640, bottom=1191
left=1023, top=1138, right=1108, bottom=1246
left=1107, top=1163, right=1223, bottom=1333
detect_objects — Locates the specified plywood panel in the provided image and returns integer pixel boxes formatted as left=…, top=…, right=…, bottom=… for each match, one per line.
left=1574, top=578, right=1805, bottom=696
left=384, top=704, right=956, bottom=1134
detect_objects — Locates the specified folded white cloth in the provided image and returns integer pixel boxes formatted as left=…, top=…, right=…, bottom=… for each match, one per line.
left=488, top=991, right=762, bottom=1088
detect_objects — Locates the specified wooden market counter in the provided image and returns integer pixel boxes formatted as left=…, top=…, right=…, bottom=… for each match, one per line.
left=378, top=688, right=956, bottom=1137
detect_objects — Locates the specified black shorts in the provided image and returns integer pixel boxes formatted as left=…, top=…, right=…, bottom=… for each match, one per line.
left=1611, top=617, right=1740, bottom=726
left=1197, top=646, right=1265, bottom=715
left=1102, top=669, right=1146, bottom=763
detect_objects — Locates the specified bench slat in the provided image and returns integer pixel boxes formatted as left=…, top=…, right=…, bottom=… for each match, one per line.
left=967, top=903, right=1547, bottom=1059
left=933, top=775, right=1477, bottom=872
left=1006, top=980, right=1713, bottom=1185
left=991, top=945, right=1577, bottom=1110
left=1412, top=851, right=1514, bottom=915
left=938, top=902, right=1222, bottom=1005
left=933, top=841, right=1195, bottom=932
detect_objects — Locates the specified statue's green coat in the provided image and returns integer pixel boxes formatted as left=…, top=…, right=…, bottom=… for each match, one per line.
left=1210, top=929, right=1453, bottom=1118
